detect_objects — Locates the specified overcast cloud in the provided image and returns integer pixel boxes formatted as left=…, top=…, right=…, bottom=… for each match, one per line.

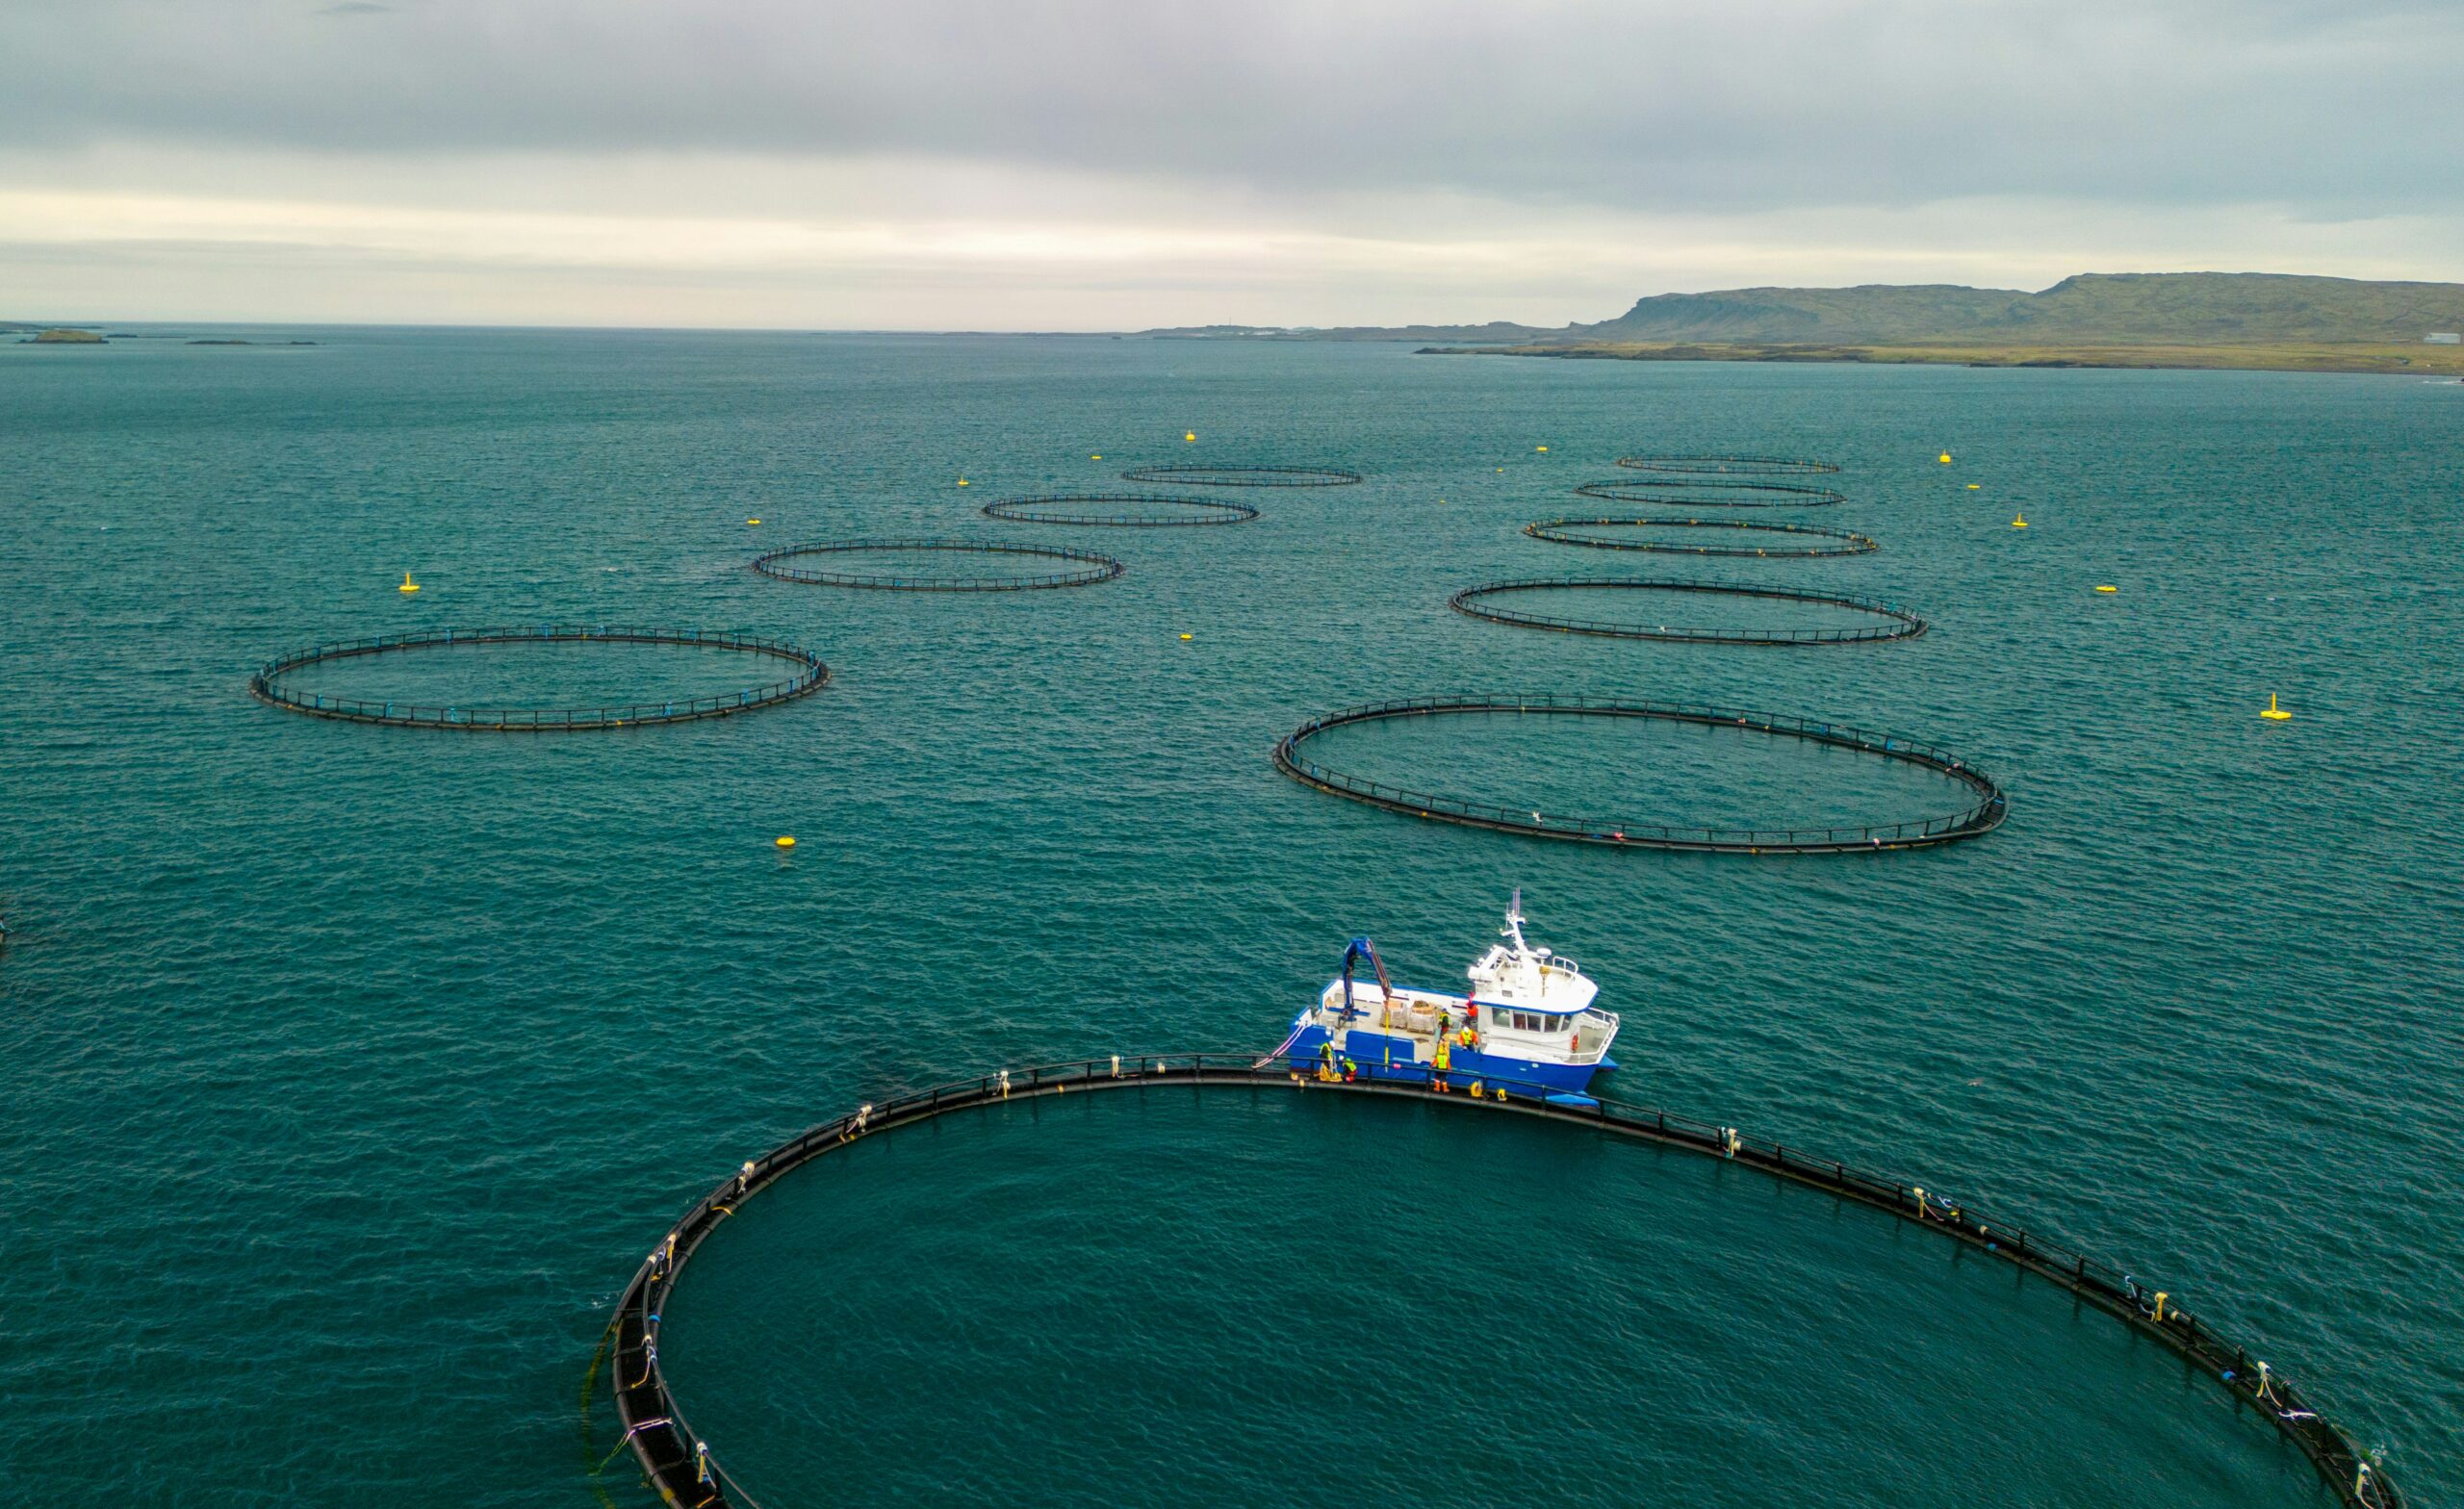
left=5, top=0, right=2459, bottom=327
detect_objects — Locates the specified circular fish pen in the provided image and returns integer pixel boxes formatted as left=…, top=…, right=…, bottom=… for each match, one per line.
left=1116, top=464, right=1363, bottom=488
left=1272, top=696, right=2002, bottom=851
left=1576, top=479, right=1848, bottom=508
left=982, top=494, right=1259, bottom=527
left=1614, top=453, right=1841, bottom=475
left=598, top=1055, right=2402, bottom=1509
left=751, top=539, right=1123, bottom=591
left=1449, top=579, right=1926, bottom=646
left=246, top=626, right=828, bottom=730
left=1525, top=517, right=1878, bottom=558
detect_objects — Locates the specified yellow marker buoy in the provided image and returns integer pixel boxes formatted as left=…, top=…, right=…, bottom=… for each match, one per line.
left=1184, top=431, right=1196, bottom=442
left=1939, top=452, right=1953, bottom=464
left=958, top=478, right=969, bottom=487
left=1965, top=483, right=1981, bottom=490
left=2261, top=695, right=2291, bottom=721
left=1535, top=445, right=1549, bottom=452
left=746, top=518, right=761, bottom=525
left=2095, top=584, right=2117, bottom=593
left=775, top=835, right=797, bottom=848
left=1091, top=454, right=1102, bottom=461
left=2012, top=513, right=2028, bottom=528
left=398, top=573, right=421, bottom=593
left=1178, top=632, right=1193, bottom=641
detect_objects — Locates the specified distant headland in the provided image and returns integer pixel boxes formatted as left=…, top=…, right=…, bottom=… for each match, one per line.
left=1142, top=272, right=2464, bottom=375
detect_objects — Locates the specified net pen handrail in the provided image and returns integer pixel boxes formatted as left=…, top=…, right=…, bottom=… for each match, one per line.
left=1270, top=697, right=2004, bottom=849
left=248, top=625, right=829, bottom=729
left=603, top=1051, right=2401, bottom=1509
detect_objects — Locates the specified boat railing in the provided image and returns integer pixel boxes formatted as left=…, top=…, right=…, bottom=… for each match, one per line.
left=605, top=1051, right=2400, bottom=1509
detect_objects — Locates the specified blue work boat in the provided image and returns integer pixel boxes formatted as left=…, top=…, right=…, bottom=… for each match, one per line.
left=1273, top=891, right=1621, bottom=1095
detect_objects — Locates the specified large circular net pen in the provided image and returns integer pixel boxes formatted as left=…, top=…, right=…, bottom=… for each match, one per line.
left=597, top=1055, right=2403, bottom=1509
left=1272, top=696, right=2003, bottom=851
left=1117, top=464, right=1363, bottom=487
left=1450, top=579, right=1926, bottom=645
left=982, top=494, right=1259, bottom=527
left=1615, top=454, right=1841, bottom=475
left=1526, top=517, right=1878, bottom=558
left=1576, top=478, right=1848, bottom=508
left=246, top=626, right=829, bottom=730
left=751, top=539, right=1123, bottom=591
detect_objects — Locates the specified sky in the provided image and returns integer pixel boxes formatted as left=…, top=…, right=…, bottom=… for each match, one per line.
left=5, top=0, right=2461, bottom=329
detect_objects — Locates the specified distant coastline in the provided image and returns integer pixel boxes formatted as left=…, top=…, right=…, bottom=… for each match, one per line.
left=1142, top=271, right=2464, bottom=376
left=1412, top=339, right=2464, bottom=376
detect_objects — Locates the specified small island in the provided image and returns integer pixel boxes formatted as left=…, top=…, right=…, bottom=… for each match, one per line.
left=26, top=327, right=105, bottom=344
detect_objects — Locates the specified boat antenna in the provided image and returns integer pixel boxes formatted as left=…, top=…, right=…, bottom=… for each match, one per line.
left=1503, top=887, right=1527, bottom=952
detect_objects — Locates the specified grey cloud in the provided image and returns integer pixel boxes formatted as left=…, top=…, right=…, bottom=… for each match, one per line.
left=3, top=0, right=2458, bottom=216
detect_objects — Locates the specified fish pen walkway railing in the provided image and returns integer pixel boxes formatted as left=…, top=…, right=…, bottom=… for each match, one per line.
left=1448, top=579, right=1927, bottom=645
left=247, top=626, right=829, bottom=730
left=599, top=1053, right=2401, bottom=1509
left=750, top=539, right=1124, bottom=591
left=1271, top=696, right=2005, bottom=852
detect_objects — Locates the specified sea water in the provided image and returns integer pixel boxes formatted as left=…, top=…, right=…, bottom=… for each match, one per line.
left=1, top=328, right=2457, bottom=1504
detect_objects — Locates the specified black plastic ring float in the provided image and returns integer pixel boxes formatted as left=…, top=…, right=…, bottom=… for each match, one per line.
left=1615, top=454, right=1840, bottom=475
left=1117, top=464, right=1363, bottom=488
left=1525, top=518, right=1878, bottom=558
left=751, top=538, right=1123, bottom=591
left=1449, top=579, right=1924, bottom=645
left=982, top=494, right=1259, bottom=527
left=603, top=1055, right=2401, bottom=1509
left=1272, top=695, right=2001, bottom=851
left=1576, top=478, right=1848, bottom=508
left=247, top=625, right=829, bottom=730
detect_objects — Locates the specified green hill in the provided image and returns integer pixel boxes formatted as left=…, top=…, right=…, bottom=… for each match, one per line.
left=1576, top=272, right=2464, bottom=346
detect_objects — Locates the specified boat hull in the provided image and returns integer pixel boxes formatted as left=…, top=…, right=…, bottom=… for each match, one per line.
left=1277, top=1021, right=1611, bottom=1095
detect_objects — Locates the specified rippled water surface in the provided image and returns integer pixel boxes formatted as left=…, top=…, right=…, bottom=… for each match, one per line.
left=2, top=329, right=2458, bottom=1505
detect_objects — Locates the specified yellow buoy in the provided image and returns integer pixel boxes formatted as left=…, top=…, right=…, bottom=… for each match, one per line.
left=1184, top=431, right=1196, bottom=442
left=1938, top=451, right=1953, bottom=464
left=746, top=518, right=761, bottom=525
left=1535, top=445, right=1549, bottom=452
left=1178, top=632, right=1193, bottom=641
left=398, top=573, right=421, bottom=593
left=1091, top=453, right=1102, bottom=460
left=957, top=478, right=969, bottom=487
left=2012, top=514, right=2028, bottom=528
left=2261, top=694, right=2291, bottom=721
left=775, top=835, right=797, bottom=848
left=1965, top=483, right=1981, bottom=490
left=2095, top=584, right=2117, bottom=594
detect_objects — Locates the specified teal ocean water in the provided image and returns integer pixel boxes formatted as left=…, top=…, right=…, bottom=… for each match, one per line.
left=2, top=329, right=2457, bottom=1504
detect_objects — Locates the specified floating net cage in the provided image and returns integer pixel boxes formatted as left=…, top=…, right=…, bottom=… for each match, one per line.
left=246, top=625, right=829, bottom=730
left=1615, top=454, right=1841, bottom=475
left=1273, top=695, right=1999, bottom=851
left=982, top=494, right=1259, bottom=527
left=752, top=538, right=1124, bottom=591
left=1449, top=579, right=1925, bottom=646
left=1575, top=479, right=1848, bottom=508
left=1525, top=518, right=1878, bottom=558
left=595, top=1055, right=2405, bottom=1509
left=1116, top=464, right=1363, bottom=488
